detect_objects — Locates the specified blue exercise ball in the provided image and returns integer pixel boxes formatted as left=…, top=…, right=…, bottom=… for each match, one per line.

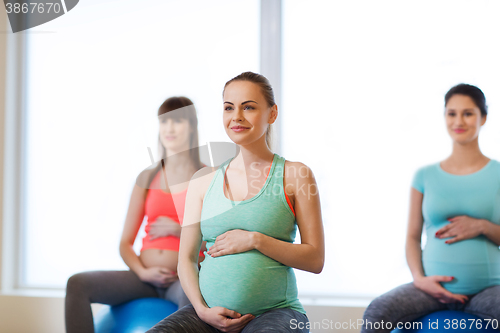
left=94, top=298, right=178, bottom=333
left=392, top=310, right=498, bottom=333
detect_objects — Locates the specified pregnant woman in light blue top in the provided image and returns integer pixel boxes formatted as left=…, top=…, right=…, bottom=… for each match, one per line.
left=362, top=84, right=500, bottom=333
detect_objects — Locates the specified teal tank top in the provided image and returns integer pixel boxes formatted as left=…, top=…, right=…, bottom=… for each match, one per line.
left=199, top=153, right=305, bottom=316
left=412, top=159, right=500, bottom=295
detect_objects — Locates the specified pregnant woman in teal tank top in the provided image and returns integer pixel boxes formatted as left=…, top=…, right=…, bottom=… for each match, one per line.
left=362, top=84, right=500, bottom=333
left=146, top=72, right=325, bottom=333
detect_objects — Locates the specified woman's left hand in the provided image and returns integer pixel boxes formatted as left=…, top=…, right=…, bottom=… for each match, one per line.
left=149, top=216, right=181, bottom=240
left=207, top=230, right=256, bottom=257
left=435, top=216, right=485, bottom=244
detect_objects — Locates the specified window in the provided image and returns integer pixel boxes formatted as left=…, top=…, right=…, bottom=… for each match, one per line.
left=22, top=0, right=259, bottom=288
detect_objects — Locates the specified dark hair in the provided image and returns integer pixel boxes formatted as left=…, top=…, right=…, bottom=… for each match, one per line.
left=445, top=84, right=488, bottom=117
left=223, top=72, right=275, bottom=149
left=145, top=96, right=202, bottom=187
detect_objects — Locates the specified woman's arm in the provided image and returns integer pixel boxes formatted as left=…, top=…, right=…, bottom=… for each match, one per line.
left=208, top=162, right=325, bottom=274
left=177, top=177, right=207, bottom=313
left=119, top=182, right=177, bottom=287
left=119, top=183, right=149, bottom=276
left=178, top=168, right=254, bottom=332
left=406, top=188, right=468, bottom=304
left=405, top=188, right=426, bottom=281
left=481, top=220, right=500, bottom=245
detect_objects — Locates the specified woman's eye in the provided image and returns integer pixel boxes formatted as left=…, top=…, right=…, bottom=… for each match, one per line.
left=465, top=113, right=473, bottom=116
left=224, top=106, right=233, bottom=111
left=447, top=113, right=455, bottom=116
left=244, top=105, right=254, bottom=110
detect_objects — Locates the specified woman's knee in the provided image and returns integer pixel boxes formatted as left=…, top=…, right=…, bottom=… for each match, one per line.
left=364, top=293, right=396, bottom=320
left=363, top=283, right=418, bottom=321
left=66, top=272, right=91, bottom=295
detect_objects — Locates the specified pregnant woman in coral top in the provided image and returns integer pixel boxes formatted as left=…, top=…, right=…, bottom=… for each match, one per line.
left=361, top=84, right=500, bottom=333
left=146, top=72, right=325, bottom=333
left=65, top=97, right=205, bottom=333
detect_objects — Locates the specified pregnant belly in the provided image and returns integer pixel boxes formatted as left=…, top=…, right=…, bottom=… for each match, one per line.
left=140, top=249, right=178, bottom=273
left=423, top=236, right=500, bottom=294
left=199, top=249, right=293, bottom=316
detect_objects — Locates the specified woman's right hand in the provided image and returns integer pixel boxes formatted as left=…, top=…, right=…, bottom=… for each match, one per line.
left=414, top=276, right=469, bottom=304
left=138, top=266, right=178, bottom=288
left=198, top=306, right=254, bottom=333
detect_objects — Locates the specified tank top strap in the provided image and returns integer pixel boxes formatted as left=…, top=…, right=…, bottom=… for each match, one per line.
left=268, top=153, right=285, bottom=188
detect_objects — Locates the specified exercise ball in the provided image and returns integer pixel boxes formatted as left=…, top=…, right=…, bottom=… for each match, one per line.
left=392, top=310, right=498, bottom=333
left=94, top=297, right=178, bottom=333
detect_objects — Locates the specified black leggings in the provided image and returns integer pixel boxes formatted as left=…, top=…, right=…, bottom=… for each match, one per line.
left=361, top=283, right=500, bottom=333
left=145, top=304, right=310, bottom=333
left=65, top=270, right=189, bottom=333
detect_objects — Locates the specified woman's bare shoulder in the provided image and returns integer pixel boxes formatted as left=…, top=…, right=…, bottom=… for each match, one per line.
left=283, top=160, right=315, bottom=180
left=135, top=162, right=160, bottom=189
left=188, top=166, right=219, bottom=199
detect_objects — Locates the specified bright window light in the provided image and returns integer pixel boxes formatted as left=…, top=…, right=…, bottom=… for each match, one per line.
left=23, top=0, right=259, bottom=288
left=283, top=0, right=500, bottom=297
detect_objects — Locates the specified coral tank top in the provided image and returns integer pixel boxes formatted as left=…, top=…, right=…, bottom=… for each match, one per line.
left=142, top=170, right=203, bottom=258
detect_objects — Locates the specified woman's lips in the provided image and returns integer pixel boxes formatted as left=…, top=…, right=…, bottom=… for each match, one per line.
left=454, top=129, right=466, bottom=134
left=165, top=136, right=176, bottom=140
left=231, top=126, right=249, bottom=132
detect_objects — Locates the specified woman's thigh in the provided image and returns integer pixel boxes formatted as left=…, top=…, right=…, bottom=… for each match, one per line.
left=465, top=285, right=500, bottom=320
left=241, top=308, right=309, bottom=333
left=145, top=304, right=220, bottom=333
left=67, top=270, right=159, bottom=305
left=362, top=282, right=446, bottom=333
left=160, top=279, right=191, bottom=308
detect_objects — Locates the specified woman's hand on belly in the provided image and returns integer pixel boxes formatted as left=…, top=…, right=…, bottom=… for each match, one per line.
left=414, top=275, right=468, bottom=304
left=149, top=216, right=181, bottom=240
left=138, top=266, right=178, bottom=288
left=207, top=229, right=256, bottom=257
left=198, top=306, right=254, bottom=332
left=435, top=215, right=486, bottom=244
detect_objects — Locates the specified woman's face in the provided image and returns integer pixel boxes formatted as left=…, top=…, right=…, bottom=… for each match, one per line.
left=445, top=94, right=486, bottom=144
left=223, top=81, right=277, bottom=146
left=159, top=116, right=191, bottom=153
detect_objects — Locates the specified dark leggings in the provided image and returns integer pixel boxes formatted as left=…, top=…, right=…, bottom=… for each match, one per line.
left=361, top=283, right=500, bottom=333
left=65, top=270, right=190, bottom=333
left=145, top=304, right=310, bottom=333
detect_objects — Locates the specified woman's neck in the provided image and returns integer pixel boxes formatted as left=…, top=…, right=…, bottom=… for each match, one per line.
left=446, top=138, right=488, bottom=167
left=164, top=147, right=192, bottom=170
left=232, top=138, right=274, bottom=170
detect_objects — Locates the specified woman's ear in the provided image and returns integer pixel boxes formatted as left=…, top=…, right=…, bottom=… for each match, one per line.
left=268, top=104, right=278, bottom=124
left=480, top=114, right=487, bottom=126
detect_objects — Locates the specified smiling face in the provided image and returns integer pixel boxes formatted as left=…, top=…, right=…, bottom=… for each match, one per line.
left=223, top=80, right=277, bottom=146
left=158, top=115, right=191, bottom=153
left=445, top=94, right=486, bottom=144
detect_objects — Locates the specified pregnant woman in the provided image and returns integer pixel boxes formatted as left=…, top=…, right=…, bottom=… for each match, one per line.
left=361, top=84, right=500, bottom=333
left=146, top=72, right=325, bottom=333
left=65, top=97, right=205, bottom=333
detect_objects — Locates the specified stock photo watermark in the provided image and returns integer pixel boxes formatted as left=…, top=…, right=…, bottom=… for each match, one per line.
left=290, top=318, right=500, bottom=331
left=3, top=0, right=79, bottom=33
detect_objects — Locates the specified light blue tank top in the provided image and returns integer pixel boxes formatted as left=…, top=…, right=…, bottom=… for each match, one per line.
left=412, top=159, right=500, bottom=294
left=198, top=153, right=305, bottom=316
